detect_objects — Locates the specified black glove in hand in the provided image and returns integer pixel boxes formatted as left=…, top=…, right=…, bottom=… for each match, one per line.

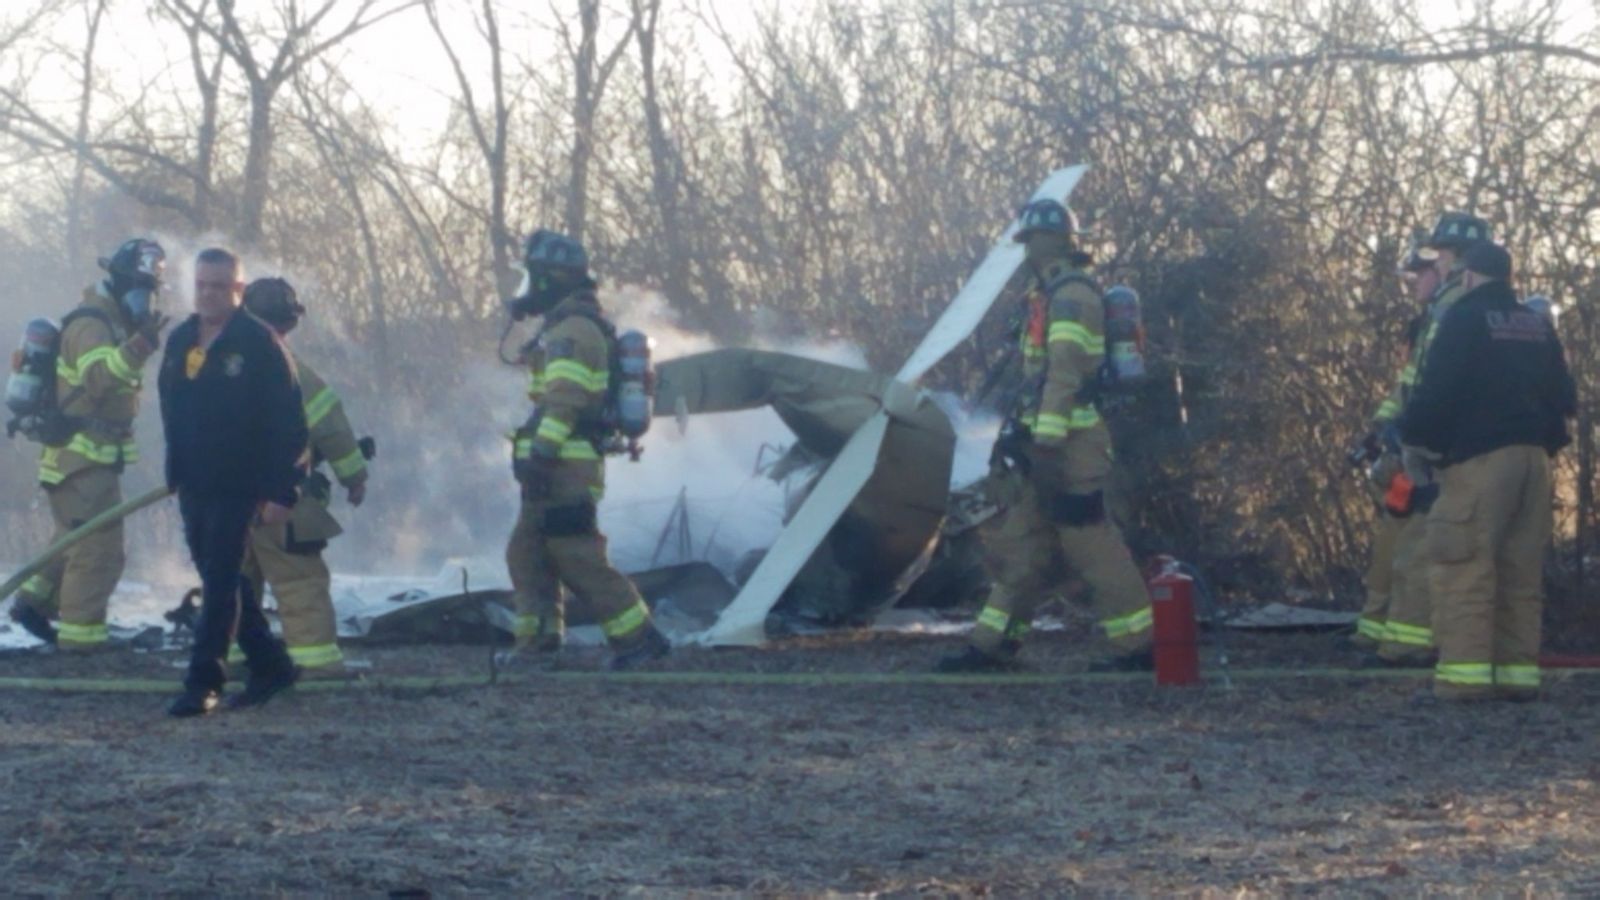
left=137, top=312, right=172, bottom=350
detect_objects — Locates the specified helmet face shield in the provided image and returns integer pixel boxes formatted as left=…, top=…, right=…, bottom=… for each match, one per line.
left=99, top=238, right=166, bottom=323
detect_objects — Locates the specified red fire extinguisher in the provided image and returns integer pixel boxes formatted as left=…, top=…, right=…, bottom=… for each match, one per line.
left=1148, top=557, right=1200, bottom=686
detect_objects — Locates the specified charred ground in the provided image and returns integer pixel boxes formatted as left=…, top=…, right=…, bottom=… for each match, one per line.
left=2, top=632, right=1598, bottom=896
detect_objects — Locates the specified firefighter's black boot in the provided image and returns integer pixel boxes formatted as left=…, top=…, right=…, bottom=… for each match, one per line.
left=167, top=686, right=219, bottom=718
left=935, top=645, right=1021, bottom=674
left=8, top=601, right=58, bottom=646
left=1087, top=647, right=1155, bottom=673
left=226, top=664, right=300, bottom=710
left=609, top=627, right=670, bottom=672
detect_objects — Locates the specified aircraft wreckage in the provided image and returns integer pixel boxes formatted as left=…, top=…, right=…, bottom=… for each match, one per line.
left=328, top=166, right=1090, bottom=648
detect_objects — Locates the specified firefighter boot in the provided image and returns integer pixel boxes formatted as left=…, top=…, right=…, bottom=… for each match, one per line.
left=167, top=686, right=220, bottom=718
left=1087, top=647, right=1155, bottom=673
left=935, top=642, right=1022, bottom=674
left=608, top=626, right=670, bottom=672
left=9, top=601, right=58, bottom=646
left=227, top=664, right=301, bottom=710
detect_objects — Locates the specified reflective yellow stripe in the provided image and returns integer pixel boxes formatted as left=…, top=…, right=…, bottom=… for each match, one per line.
left=1495, top=664, right=1540, bottom=687
left=1032, top=407, right=1100, bottom=440
left=1103, top=606, right=1154, bottom=639
left=536, top=416, right=573, bottom=445
left=974, top=606, right=1030, bottom=640
left=1398, top=361, right=1419, bottom=388
left=1436, top=661, right=1493, bottom=686
left=1374, top=398, right=1401, bottom=421
left=543, top=359, right=608, bottom=392
left=527, top=372, right=544, bottom=397
left=1047, top=320, right=1104, bottom=354
left=975, top=605, right=1011, bottom=634
left=330, top=448, right=367, bottom=481
left=512, top=614, right=562, bottom=639
left=600, top=601, right=650, bottom=640
left=56, top=355, right=83, bottom=387
left=513, top=436, right=535, bottom=460
left=57, top=621, right=108, bottom=645
left=288, top=643, right=344, bottom=669
left=558, top=440, right=601, bottom=461
left=65, top=433, right=135, bottom=465
left=228, top=644, right=246, bottom=664
left=1385, top=621, right=1433, bottom=647
left=20, top=575, right=54, bottom=598
left=304, top=387, right=340, bottom=429
left=1032, top=413, right=1071, bottom=439
left=1356, top=617, right=1389, bottom=641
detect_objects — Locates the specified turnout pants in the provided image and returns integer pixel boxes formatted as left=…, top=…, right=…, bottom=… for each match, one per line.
left=1354, top=510, right=1402, bottom=646
left=972, top=427, right=1151, bottom=657
left=1377, top=513, right=1435, bottom=662
left=1428, top=445, right=1551, bottom=700
left=243, top=522, right=343, bottom=671
left=16, top=467, right=123, bottom=649
left=505, top=493, right=653, bottom=649
left=179, top=490, right=293, bottom=692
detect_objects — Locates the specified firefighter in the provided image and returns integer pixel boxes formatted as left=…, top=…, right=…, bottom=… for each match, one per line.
left=239, top=278, right=368, bottom=676
left=8, top=239, right=168, bottom=650
left=1353, top=237, right=1440, bottom=654
left=1371, top=211, right=1493, bottom=665
left=938, top=200, right=1154, bottom=673
left=502, top=229, right=669, bottom=670
left=1399, top=240, right=1575, bottom=701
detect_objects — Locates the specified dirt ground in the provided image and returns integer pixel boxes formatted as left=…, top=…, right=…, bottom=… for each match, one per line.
left=1, top=630, right=1598, bottom=896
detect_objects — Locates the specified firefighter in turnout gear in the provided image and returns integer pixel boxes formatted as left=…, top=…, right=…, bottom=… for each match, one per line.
left=1353, top=237, right=1440, bottom=655
left=9, top=239, right=169, bottom=649
left=1372, top=211, right=1492, bottom=665
left=503, top=230, right=669, bottom=670
left=239, top=279, right=369, bottom=675
left=1399, top=241, right=1575, bottom=701
left=939, top=200, right=1154, bottom=673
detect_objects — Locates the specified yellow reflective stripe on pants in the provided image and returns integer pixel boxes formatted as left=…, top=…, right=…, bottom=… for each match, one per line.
left=1385, top=620, right=1433, bottom=647
left=330, top=448, right=367, bottom=481
left=288, top=642, right=344, bottom=669
left=304, top=386, right=340, bottom=429
left=1436, top=661, right=1493, bottom=686
left=1495, top=664, right=1540, bottom=688
left=512, top=613, right=556, bottom=638
left=1103, top=606, right=1153, bottom=639
left=1356, top=617, right=1389, bottom=642
left=974, top=605, right=1029, bottom=640
left=1047, top=320, right=1105, bottom=355
left=543, top=359, right=608, bottom=392
left=513, top=437, right=534, bottom=460
left=527, top=372, right=544, bottom=397
left=57, top=621, right=108, bottom=645
left=20, top=574, right=54, bottom=599
left=600, top=601, right=650, bottom=640
left=228, top=644, right=247, bottom=664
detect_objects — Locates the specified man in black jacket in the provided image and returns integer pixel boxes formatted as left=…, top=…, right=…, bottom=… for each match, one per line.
left=159, top=248, right=309, bottom=717
left=1399, top=241, right=1577, bottom=701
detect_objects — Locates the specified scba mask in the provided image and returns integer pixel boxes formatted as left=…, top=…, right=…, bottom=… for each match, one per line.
left=100, top=239, right=166, bottom=324
left=505, top=266, right=565, bottom=321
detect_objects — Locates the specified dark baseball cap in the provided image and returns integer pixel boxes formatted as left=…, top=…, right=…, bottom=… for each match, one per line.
left=1462, top=240, right=1512, bottom=281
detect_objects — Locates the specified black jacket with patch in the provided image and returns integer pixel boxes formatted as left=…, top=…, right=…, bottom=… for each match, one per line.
left=159, top=311, right=308, bottom=506
left=1399, top=279, right=1576, bottom=466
